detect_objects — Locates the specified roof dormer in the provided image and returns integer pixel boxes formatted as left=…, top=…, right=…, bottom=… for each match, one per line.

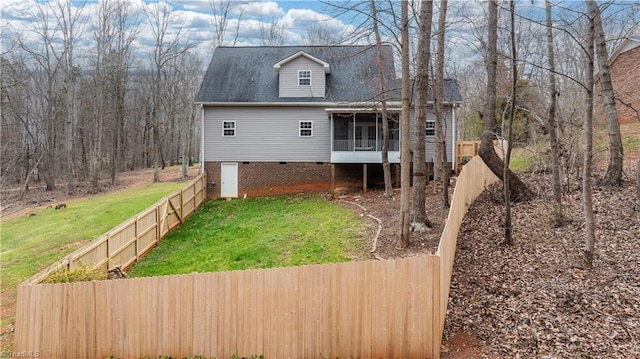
left=274, top=51, right=329, bottom=98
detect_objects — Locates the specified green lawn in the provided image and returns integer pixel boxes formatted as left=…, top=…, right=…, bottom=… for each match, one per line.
left=0, top=181, right=186, bottom=343
left=128, top=194, right=367, bottom=277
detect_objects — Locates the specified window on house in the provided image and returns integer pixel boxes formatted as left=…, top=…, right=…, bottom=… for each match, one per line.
left=223, top=121, right=236, bottom=136
left=299, top=121, right=313, bottom=137
left=426, top=121, right=435, bottom=136
left=298, top=70, right=311, bottom=86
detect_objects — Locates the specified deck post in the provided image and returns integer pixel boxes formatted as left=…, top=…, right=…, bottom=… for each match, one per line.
left=330, top=163, right=335, bottom=200
left=363, top=163, right=368, bottom=193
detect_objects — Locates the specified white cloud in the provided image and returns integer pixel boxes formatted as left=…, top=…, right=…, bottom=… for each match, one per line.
left=281, top=8, right=345, bottom=33
left=1, top=0, right=359, bottom=69
left=173, top=0, right=211, bottom=12
left=237, top=2, right=284, bottom=18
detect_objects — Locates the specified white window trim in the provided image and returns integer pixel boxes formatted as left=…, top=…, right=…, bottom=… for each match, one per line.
left=299, top=120, right=313, bottom=137
left=298, top=70, right=311, bottom=86
left=426, top=120, right=435, bottom=136
left=222, top=120, right=236, bottom=137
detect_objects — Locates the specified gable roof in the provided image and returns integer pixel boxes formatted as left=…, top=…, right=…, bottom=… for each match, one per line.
left=417, top=79, right=463, bottom=104
left=195, top=45, right=463, bottom=105
left=608, top=37, right=640, bottom=65
left=273, top=51, right=331, bottom=74
left=196, top=45, right=400, bottom=104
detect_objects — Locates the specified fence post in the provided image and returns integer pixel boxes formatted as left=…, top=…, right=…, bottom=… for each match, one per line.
left=203, top=173, right=207, bottom=201
left=106, top=233, right=110, bottom=270
left=179, top=188, right=183, bottom=225
left=135, top=215, right=139, bottom=263
left=156, top=203, right=161, bottom=244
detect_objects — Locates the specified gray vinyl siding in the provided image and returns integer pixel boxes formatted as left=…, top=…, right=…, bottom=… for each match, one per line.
left=279, top=57, right=326, bottom=98
left=410, top=105, right=454, bottom=162
left=204, top=106, right=330, bottom=162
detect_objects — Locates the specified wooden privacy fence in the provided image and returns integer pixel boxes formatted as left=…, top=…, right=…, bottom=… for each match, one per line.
left=24, top=174, right=207, bottom=284
left=15, top=156, right=498, bottom=359
left=455, top=140, right=481, bottom=173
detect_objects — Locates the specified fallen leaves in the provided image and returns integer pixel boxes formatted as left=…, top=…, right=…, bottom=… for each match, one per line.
left=444, top=170, right=640, bottom=358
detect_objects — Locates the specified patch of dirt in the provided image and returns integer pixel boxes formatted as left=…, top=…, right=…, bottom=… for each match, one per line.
left=335, top=179, right=456, bottom=259
left=441, top=331, right=503, bottom=359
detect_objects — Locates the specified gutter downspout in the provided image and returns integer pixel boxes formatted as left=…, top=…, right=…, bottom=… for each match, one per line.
left=451, top=104, right=457, bottom=170
left=200, top=105, right=205, bottom=174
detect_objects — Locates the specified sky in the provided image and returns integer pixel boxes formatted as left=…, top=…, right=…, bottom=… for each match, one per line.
left=2, top=0, right=638, bottom=76
left=1, top=0, right=367, bottom=69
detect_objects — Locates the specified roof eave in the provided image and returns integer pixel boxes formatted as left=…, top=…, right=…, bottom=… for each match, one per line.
left=273, top=51, right=331, bottom=74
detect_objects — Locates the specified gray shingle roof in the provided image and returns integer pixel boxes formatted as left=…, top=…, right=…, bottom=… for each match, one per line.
left=195, top=45, right=461, bottom=104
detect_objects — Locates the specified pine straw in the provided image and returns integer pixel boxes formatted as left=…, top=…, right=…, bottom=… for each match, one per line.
left=444, top=170, right=640, bottom=358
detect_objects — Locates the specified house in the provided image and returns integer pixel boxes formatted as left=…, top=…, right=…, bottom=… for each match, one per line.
left=195, top=45, right=462, bottom=199
left=596, top=37, right=640, bottom=124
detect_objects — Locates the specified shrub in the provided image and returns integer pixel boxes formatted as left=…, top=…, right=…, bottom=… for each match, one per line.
left=42, top=265, right=107, bottom=283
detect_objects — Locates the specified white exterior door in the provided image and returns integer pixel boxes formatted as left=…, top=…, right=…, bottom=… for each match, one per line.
left=220, top=163, right=238, bottom=198
left=355, top=123, right=377, bottom=150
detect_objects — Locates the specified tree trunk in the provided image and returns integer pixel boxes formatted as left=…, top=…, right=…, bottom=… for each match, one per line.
left=636, top=156, right=640, bottom=211
left=478, top=0, right=534, bottom=202
left=399, top=0, right=411, bottom=248
left=587, top=0, right=623, bottom=187
left=583, top=3, right=597, bottom=269
left=502, top=0, right=517, bottom=246
left=370, top=0, right=393, bottom=197
left=545, top=0, right=564, bottom=226
left=480, top=0, right=534, bottom=203
left=434, top=0, right=449, bottom=208
left=410, top=0, right=434, bottom=232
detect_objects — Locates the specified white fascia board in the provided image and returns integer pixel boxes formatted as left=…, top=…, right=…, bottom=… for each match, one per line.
left=195, top=101, right=337, bottom=107
left=325, top=107, right=403, bottom=113
left=607, top=37, right=640, bottom=65
left=273, top=51, right=331, bottom=74
left=195, top=101, right=402, bottom=108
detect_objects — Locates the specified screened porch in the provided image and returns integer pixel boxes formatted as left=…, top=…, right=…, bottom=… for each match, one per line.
left=330, top=112, right=401, bottom=163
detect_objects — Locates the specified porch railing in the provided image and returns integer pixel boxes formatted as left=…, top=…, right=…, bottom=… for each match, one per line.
left=333, top=140, right=399, bottom=152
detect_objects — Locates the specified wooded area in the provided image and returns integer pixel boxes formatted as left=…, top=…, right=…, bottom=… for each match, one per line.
left=1, top=0, right=201, bottom=195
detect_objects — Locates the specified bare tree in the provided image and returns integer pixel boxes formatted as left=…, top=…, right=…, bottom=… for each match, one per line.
left=587, top=0, right=624, bottom=187
left=410, top=0, right=434, bottom=232
left=433, top=0, right=449, bottom=208
left=210, top=0, right=245, bottom=47
left=545, top=0, right=564, bottom=226
left=143, top=2, right=193, bottom=182
left=304, top=23, right=340, bottom=45
left=50, top=0, right=86, bottom=194
left=502, top=0, right=518, bottom=246
left=16, top=1, right=71, bottom=192
left=83, top=0, right=137, bottom=191
left=583, top=1, right=597, bottom=269
left=258, top=18, right=286, bottom=46
left=479, top=0, right=534, bottom=203
left=370, top=0, right=394, bottom=197
left=399, top=0, right=411, bottom=248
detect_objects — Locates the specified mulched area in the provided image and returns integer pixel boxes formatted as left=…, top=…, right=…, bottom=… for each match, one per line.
left=334, top=179, right=455, bottom=259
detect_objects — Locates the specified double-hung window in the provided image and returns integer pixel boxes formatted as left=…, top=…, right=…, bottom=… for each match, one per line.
left=298, top=70, right=311, bottom=86
left=223, top=121, right=236, bottom=137
left=425, top=121, right=435, bottom=136
left=299, top=121, right=313, bottom=137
